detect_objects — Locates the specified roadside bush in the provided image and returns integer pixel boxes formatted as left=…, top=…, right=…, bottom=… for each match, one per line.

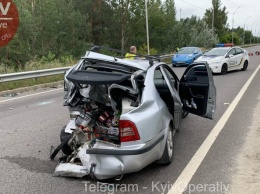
left=40, top=51, right=56, bottom=64
left=60, top=54, right=74, bottom=64
left=138, top=44, right=159, bottom=55
left=0, top=63, right=16, bottom=73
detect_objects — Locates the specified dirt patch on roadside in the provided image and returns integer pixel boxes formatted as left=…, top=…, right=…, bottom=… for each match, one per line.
left=227, top=96, right=260, bottom=193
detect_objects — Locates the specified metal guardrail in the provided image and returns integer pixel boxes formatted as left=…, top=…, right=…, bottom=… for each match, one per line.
left=0, top=67, right=71, bottom=83
left=0, top=54, right=175, bottom=83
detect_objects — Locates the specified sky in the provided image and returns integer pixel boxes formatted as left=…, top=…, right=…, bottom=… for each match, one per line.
left=174, top=0, right=260, bottom=35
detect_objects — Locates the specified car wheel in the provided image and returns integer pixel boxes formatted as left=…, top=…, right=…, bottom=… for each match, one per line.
left=221, top=64, right=228, bottom=75
left=60, top=126, right=73, bottom=156
left=159, top=125, right=174, bottom=165
left=241, top=60, right=248, bottom=71
left=173, top=64, right=176, bottom=67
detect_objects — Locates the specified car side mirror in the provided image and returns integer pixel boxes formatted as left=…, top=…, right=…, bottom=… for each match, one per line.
left=228, top=54, right=234, bottom=58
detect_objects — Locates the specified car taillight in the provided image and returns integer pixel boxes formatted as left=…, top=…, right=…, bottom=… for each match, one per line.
left=119, top=120, right=140, bottom=142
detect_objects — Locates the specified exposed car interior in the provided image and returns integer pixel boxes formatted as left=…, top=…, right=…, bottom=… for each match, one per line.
left=154, top=68, right=175, bottom=115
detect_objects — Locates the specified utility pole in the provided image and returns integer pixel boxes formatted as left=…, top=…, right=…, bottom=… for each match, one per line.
left=243, top=16, right=251, bottom=44
left=211, top=0, right=214, bottom=41
left=145, top=0, right=150, bottom=55
left=232, top=6, right=241, bottom=45
left=250, top=22, right=259, bottom=44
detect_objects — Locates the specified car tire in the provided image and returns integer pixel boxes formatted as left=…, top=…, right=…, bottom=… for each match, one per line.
left=221, top=64, right=228, bottom=75
left=241, top=61, right=248, bottom=71
left=159, top=125, right=174, bottom=165
left=173, top=64, right=176, bottom=67
left=60, top=126, right=73, bottom=156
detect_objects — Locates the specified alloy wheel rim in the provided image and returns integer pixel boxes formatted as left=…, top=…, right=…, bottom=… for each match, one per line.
left=167, top=129, right=173, bottom=158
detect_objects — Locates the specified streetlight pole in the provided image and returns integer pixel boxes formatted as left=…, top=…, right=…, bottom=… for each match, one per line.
left=254, top=24, right=260, bottom=44
left=250, top=21, right=259, bottom=44
left=145, top=0, right=150, bottom=55
left=243, top=16, right=251, bottom=44
left=232, top=6, right=241, bottom=45
left=211, top=0, right=214, bottom=41
left=258, top=30, right=260, bottom=44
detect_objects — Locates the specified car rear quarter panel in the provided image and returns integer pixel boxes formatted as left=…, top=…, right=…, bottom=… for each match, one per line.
left=120, top=64, right=173, bottom=143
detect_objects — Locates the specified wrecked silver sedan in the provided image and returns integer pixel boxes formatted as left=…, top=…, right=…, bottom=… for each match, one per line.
left=52, top=50, right=216, bottom=180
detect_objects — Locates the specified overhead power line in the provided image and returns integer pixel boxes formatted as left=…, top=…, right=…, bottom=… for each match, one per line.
left=179, top=0, right=206, bottom=10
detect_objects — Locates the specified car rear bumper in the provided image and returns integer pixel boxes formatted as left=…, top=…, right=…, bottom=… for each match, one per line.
left=54, top=132, right=165, bottom=180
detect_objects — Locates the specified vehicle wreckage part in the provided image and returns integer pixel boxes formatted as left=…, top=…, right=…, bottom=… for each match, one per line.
left=88, top=85, right=110, bottom=105
left=68, top=128, right=89, bottom=151
left=75, top=112, right=96, bottom=128
left=60, top=126, right=73, bottom=155
left=121, top=97, right=137, bottom=114
left=53, top=163, right=90, bottom=178
left=69, top=110, right=81, bottom=119
left=66, top=70, right=131, bottom=85
left=130, top=70, right=145, bottom=92
left=64, top=119, right=76, bottom=134
left=115, top=174, right=124, bottom=181
left=54, top=127, right=166, bottom=180
left=50, top=135, right=71, bottom=160
left=108, top=84, right=139, bottom=112
left=79, top=87, right=90, bottom=98
left=54, top=143, right=91, bottom=178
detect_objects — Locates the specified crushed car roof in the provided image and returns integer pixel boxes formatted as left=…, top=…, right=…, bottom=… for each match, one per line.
left=83, top=51, right=152, bottom=71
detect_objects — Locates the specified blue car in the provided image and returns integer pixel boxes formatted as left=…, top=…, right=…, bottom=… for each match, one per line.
left=172, top=47, right=203, bottom=66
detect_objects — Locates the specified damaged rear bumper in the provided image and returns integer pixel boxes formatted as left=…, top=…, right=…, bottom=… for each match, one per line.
left=53, top=133, right=164, bottom=180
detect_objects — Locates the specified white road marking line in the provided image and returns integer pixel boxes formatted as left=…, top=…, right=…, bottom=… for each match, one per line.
left=168, top=64, right=260, bottom=194
left=0, top=88, right=63, bottom=103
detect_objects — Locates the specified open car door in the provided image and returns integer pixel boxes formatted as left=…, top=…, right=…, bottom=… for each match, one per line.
left=179, top=62, right=216, bottom=119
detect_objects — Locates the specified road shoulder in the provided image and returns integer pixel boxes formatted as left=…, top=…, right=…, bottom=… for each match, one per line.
left=227, top=95, right=260, bottom=193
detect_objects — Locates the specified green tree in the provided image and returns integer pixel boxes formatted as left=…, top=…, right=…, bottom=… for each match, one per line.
left=0, top=0, right=219, bottom=70
left=203, top=0, right=228, bottom=38
left=161, top=0, right=176, bottom=52
left=0, top=0, right=91, bottom=69
left=173, top=16, right=218, bottom=48
left=220, top=32, right=241, bottom=45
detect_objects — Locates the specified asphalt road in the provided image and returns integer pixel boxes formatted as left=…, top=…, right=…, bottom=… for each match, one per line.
left=0, top=46, right=260, bottom=194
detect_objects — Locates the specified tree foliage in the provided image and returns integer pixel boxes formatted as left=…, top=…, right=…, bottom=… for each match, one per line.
left=203, top=0, right=228, bottom=38
left=1, top=0, right=255, bottom=71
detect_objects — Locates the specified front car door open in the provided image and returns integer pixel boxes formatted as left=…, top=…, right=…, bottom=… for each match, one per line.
left=160, top=65, right=182, bottom=130
left=179, top=62, right=216, bottom=119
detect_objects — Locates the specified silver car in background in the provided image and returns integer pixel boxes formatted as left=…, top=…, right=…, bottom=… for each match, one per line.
left=53, top=50, right=216, bottom=180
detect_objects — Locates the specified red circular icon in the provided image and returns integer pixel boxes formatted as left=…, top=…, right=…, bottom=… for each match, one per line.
left=0, top=1, right=19, bottom=48
left=255, top=51, right=260, bottom=56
